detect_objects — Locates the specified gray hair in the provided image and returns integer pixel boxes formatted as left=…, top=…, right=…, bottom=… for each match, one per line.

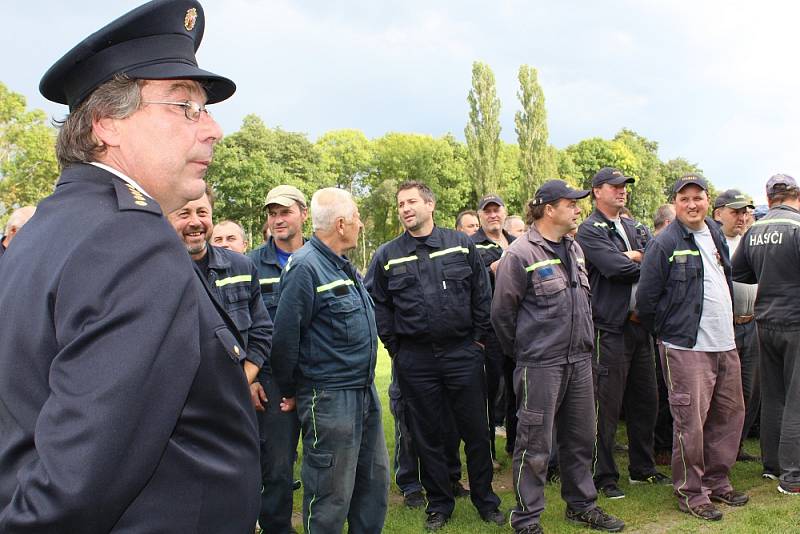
left=310, top=188, right=357, bottom=232
left=4, top=205, right=36, bottom=234
left=55, top=75, right=145, bottom=169
left=653, top=204, right=675, bottom=231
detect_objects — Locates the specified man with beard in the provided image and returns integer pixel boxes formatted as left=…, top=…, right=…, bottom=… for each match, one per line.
left=366, top=181, right=503, bottom=531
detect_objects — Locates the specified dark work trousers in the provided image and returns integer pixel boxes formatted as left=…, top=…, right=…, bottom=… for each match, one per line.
left=592, top=321, right=659, bottom=488
left=660, top=346, right=744, bottom=511
left=389, top=384, right=463, bottom=495
left=503, top=355, right=518, bottom=455
left=394, top=339, right=500, bottom=518
left=756, top=323, right=800, bottom=485
left=296, top=384, right=390, bottom=534
left=735, top=320, right=761, bottom=447
left=257, top=374, right=300, bottom=534
left=510, top=359, right=597, bottom=530
left=653, top=340, right=674, bottom=455
left=484, top=333, right=505, bottom=459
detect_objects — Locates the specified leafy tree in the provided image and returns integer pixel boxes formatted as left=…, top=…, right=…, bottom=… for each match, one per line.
left=464, top=61, right=502, bottom=197
left=0, top=82, right=59, bottom=225
left=315, top=129, right=372, bottom=192
left=613, top=129, right=666, bottom=223
left=660, top=157, right=705, bottom=198
left=514, top=65, right=549, bottom=204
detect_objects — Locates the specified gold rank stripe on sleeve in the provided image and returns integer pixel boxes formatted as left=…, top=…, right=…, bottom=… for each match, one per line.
left=525, top=258, right=561, bottom=272
left=260, top=277, right=280, bottom=285
left=383, top=255, right=418, bottom=271
left=316, top=279, right=355, bottom=293
left=429, top=246, right=469, bottom=259
left=215, top=275, right=252, bottom=287
left=668, top=249, right=700, bottom=262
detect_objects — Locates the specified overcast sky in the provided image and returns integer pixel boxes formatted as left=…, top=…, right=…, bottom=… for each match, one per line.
left=4, top=0, right=798, bottom=205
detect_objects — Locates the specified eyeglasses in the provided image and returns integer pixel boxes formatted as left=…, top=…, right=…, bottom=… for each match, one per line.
left=142, top=100, right=210, bottom=121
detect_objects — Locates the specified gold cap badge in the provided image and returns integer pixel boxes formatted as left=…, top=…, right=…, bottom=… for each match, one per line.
left=184, top=8, right=198, bottom=31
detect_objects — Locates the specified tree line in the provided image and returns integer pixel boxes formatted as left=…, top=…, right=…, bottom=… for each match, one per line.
left=0, top=62, right=707, bottom=270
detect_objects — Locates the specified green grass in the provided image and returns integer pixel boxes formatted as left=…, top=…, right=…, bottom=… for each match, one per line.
left=289, top=347, right=800, bottom=533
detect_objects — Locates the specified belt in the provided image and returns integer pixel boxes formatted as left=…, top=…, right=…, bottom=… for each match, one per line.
left=734, top=315, right=754, bottom=325
left=628, top=312, right=641, bottom=324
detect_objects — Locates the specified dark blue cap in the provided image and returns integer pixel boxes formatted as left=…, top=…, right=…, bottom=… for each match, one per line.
left=591, top=167, right=635, bottom=187
left=673, top=173, right=708, bottom=195
left=533, top=180, right=590, bottom=205
left=39, top=0, right=235, bottom=110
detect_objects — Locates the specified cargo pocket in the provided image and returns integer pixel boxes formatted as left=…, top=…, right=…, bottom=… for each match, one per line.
left=668, top=392, right=691, bottom=430
left=516, top=408, right=545, bottom=449
left=302, top=449, right=334, bottom=497
left=532, top=276, right=567, bottom=319
left=328, top=296, right=360, bottom=345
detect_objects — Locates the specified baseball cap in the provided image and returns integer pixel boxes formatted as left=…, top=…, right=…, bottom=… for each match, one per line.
left=264, top=185, right=307, bottom=208
left=713, top=189, right=755, bottom=210
left=766, top=173, right=798, bottom=197
left=532, top=180, right=590, bottom=205
left=478, top=194, right=504, bottom=210
left=591, top=167, right=635, bottom=188
left=673, top=174, right=708, bottom=195
left=39, top=0, right=235, bottom=111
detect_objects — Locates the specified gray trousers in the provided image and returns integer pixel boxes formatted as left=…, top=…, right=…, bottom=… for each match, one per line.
left=659, top=346, right=744, bottom=511
left=757, top=323, right=800, bottom=484
left=510, top=359, right=597, bottom=530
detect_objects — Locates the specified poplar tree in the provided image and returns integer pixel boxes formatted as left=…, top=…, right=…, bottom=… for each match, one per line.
left=465, top=61, right=502, bottom=197
left=514, top=65, right=549, bottom=203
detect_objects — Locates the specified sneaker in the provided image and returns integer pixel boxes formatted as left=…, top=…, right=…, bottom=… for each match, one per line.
left=292, top=479, right=301, bottom=491
left=404, top=490, right=426, bottom=509
left=565, top=506, right=625, bottom=532
left=515, top=524, right=544, bottom=534
left=681, top=503, right=723, bottom=521
left=452, top=481, right=471, bottom=498
left=710, top=490, right=749, bottom=506
left=778, top=482, right=800, bottom=495
left=480, top=508, right=505, bottom=525
left=425, top=512, right=449, bottom=531
left=762, top=471, right=779, bottom=480
left=629, top=472, right=671, bottom=485
left=599, top=483, right=625, bottom=499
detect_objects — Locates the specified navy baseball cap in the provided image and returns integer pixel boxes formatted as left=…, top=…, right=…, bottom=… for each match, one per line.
left=713, top=189, right=754, bottom=210
left=478, top=194, right=505, bottom=210
left=766, top=173, right=798, bottom=196
left=532, top=180, right=590, bottom=205
left=591, top=167, right=635, bottom=187
left=39, top=0, right=235, bottom=110
left=673, top=173, right=708, bottom=195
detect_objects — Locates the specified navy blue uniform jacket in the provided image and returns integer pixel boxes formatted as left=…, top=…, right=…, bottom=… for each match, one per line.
left=0, top=164, right=260, bottom=532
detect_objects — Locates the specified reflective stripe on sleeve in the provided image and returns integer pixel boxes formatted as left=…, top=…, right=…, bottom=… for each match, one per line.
left=215, top=274, right=252, bottom=287
left=751, top=218, right=800, bottom=229
left=475, top=243, right=500, bottom=250
left=429, top=246, right=469, bottom=258
left=260, top=277, right=280, bottom=285
left=316, top=279, right=355, bottom=293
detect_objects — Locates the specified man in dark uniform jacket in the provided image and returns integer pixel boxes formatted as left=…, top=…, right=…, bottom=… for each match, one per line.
left=366, top=181, right=504, bottom=531
left=0, top=1, right=261, bottom=531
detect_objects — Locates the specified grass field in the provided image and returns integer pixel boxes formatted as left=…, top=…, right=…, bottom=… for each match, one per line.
left=289, top=347, right=800, bottom=533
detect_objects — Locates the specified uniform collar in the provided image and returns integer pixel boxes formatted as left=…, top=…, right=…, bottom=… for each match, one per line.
left=472, top=226, right=515, bottom=245
left=310, top=234, right=350, bottom=270
left=398, top=225, right=444, bottom=253
left=205, top=243, right=231, bottom=271
left=88, top=161, right=152, bottom=198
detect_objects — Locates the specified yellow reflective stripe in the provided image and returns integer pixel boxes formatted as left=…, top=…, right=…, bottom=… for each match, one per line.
left=668, top=249, right=700, bottom=262
left=315, top=279, right=354, bottom=293
left=475, top=243, right=500, bottom=249
left=384, top=255, right=418, bottom=271
left=259, top=277, right=280, bottom=285
left=429, top=246, right=469, bottom=259
left=215, top=275, right=252, bottom=287
left=524, top=258, right=561, bottom=272
left=752, top=217, right=800, bottom=228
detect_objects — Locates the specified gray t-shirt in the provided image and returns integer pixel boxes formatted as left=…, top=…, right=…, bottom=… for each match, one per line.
left=726, top=234, right=757, bottom=316
left=664, top=223, right=735, bottom=352
left=611, top=217, right=637, bottom=312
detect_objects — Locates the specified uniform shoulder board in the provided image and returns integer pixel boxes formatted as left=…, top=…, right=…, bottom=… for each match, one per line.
left=112, top=179, right=162, bottom=215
